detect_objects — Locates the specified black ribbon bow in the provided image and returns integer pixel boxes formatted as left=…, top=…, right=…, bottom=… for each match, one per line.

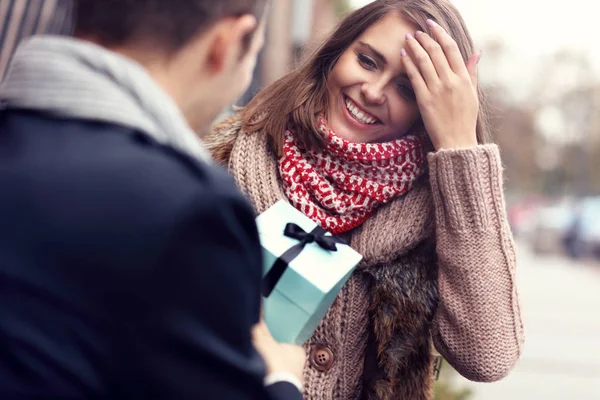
left=261, top=223, right=347, bottom=298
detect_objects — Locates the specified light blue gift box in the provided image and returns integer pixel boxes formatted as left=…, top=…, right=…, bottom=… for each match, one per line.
left=256, top=200, right=363, bottom=345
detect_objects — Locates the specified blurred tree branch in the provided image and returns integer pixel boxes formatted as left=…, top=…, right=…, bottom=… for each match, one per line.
left=483, top=39, right=599, bottom=198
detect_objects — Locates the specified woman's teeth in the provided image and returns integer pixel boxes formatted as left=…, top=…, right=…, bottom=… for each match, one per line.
left=345, top=98, right=377, bottom=125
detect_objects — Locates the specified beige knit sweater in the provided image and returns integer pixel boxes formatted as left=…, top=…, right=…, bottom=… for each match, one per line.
left=205, top=116, right=525, bottom=400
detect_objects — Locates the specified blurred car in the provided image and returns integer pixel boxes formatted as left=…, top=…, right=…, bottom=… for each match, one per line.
left=563, top=197, right=600, bottom=259
left=530, top=201, right=575, bottom=255
left=508, top=195, right=546, bottom=239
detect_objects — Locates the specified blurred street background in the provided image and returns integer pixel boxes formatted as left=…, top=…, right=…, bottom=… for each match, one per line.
left=2, top=0, right=600, bottom=398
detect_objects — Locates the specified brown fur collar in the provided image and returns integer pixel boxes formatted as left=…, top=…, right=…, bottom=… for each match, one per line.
left=365, top=240, right=439, bottom=400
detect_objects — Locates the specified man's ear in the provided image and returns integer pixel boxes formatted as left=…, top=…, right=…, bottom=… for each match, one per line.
left=206, top=15, right=258, bottom=75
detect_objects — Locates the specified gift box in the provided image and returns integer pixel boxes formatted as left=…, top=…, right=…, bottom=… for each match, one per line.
left=256, top=200, right=363, bottom=345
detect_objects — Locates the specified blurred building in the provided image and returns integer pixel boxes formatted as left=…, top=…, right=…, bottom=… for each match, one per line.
left=261, top=0, right=338, bottom=85
left=236, top=0, right=339, bottom=107
left=0, top=0, right=74, bottom=79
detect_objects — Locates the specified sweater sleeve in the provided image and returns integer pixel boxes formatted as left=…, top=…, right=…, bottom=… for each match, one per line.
left=428, top=144, right=525, bottom=382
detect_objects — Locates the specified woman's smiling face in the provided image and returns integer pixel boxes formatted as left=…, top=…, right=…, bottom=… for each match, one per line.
left=326, top=11, right=421, bottom=143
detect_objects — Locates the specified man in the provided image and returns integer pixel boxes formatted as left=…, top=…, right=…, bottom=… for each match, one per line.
left=0, top=0, right=74, bottom=79
left=0, top=1, right=304, bottom=399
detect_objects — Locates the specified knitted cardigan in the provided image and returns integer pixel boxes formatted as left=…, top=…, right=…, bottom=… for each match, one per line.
left=205, top=115, right=525, bottom=400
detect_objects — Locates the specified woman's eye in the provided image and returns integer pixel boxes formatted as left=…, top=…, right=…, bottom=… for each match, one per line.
left=397, top=83, right=416, bottom=100
left=357, top=53, right=377, bottom=70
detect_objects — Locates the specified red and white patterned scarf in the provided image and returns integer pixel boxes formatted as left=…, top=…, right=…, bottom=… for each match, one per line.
left=279, top=117, right=428, bottom=234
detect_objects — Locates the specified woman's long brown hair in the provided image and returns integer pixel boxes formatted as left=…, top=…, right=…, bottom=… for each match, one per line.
left=241, top=0, right=492, bottom=154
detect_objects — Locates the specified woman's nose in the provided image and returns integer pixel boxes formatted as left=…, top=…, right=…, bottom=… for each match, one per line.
left=361, top=81, right=386, bottom=105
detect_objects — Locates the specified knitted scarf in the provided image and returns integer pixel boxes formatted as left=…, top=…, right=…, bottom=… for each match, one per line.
left=279, top=117, right=427, bottom=234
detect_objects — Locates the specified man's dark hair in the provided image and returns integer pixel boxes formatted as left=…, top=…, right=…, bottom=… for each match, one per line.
left=74, top=0, right=267, bottom=52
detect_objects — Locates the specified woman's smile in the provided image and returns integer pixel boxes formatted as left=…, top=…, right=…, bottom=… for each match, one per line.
left=342, top=94, right=382, bottom=128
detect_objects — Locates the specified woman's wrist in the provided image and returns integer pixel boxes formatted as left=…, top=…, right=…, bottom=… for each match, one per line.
left=433, top=133, right=478, bottom=151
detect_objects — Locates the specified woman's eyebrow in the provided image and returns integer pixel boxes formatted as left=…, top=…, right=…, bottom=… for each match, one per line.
left=358, top=41, right=387, bottom=66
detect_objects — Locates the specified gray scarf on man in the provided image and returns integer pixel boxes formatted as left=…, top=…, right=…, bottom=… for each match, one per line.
left=0, top=36, right=211, bottom=163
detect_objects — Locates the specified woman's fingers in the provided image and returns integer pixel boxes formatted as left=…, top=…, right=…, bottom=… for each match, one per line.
left=465, top=50, right=482, bottom=88
left=426, top=19, right=472, bottom=79
left=404, top=32, right=440, bottom=89
left=412, top=30, right=454, bottom=82
left=400, top=47, right=428, bottom=101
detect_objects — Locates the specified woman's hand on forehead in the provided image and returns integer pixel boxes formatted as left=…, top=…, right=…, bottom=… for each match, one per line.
left=400, top=19, right=482, bottom=150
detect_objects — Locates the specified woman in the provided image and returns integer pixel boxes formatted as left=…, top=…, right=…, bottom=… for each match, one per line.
left=205, top=0, right=524, bottom=399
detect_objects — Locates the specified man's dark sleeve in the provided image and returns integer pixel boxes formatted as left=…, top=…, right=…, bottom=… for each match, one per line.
left=118, top=181, right=302, bottom=400
left=267, top=382, right=304, bottom=400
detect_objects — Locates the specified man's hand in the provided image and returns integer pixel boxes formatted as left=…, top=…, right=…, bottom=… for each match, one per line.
left=252, top=320, right=306, bottom=383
